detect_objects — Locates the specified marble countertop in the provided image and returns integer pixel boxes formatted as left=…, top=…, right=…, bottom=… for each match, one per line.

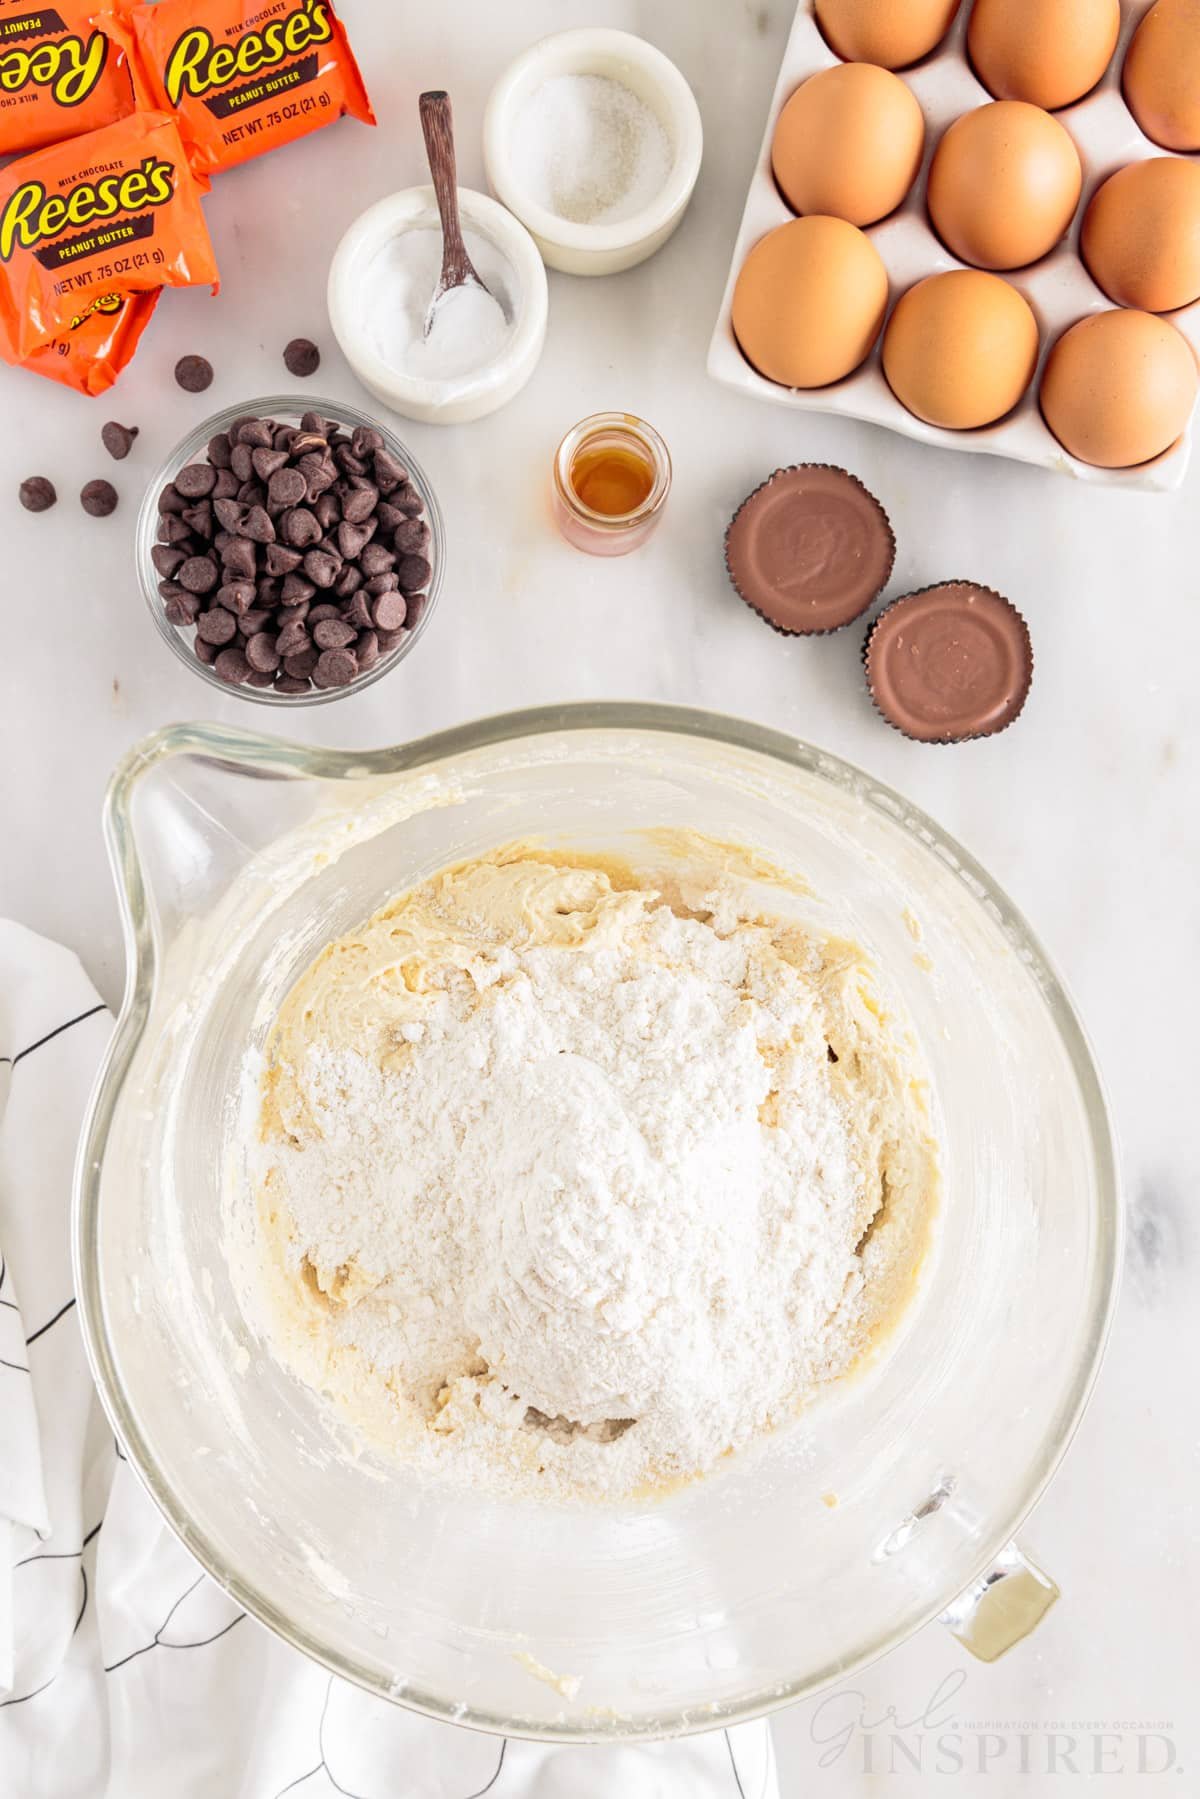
left=0, top=1, right=1193, bottom=1789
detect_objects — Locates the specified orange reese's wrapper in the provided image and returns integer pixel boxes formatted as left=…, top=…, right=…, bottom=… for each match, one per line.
left=107, top=0, right=375, bottom=177
left=0, top=109, right=218, bottom=379
left=0, top=0, right=136, bottom=156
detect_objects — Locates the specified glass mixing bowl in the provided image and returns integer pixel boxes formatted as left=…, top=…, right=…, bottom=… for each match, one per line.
left=75, top=705, right=1119, bottom=1740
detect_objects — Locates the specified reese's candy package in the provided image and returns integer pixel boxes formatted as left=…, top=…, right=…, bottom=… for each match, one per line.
left=105, top=0, right=375, bottom=178
left=0, top=0, right=136, bottom=155
left=0, top=109, right=217, bottom=371
left=0, top=283, right=159, bottom=393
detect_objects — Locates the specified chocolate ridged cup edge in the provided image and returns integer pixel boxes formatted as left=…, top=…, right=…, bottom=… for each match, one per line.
left=723, top=463, right=896, bottom=637
left=862, top=580, right=1034, bottom=745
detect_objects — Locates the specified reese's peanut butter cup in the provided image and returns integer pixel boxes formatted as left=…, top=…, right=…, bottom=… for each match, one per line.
left=0, top=110, right=217, bottom=379
left=104, top=0, right=375, bottom=178
left=725, top=465, right=895, bottom=635
left=864, top=582, right=1033, bottom=744
left=0, top=0, right=136, bottom=156
left=3, top=284, right=160, bottom=394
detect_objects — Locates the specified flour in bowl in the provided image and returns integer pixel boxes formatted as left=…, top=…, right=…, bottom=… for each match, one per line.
left=250, top=845, right=938, bottom=1501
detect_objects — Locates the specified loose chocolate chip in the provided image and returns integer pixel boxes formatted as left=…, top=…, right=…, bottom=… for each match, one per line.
left=355, top=628, right=380, bottom=670
left=341, top=482, right=378, bottom=524
left=175, top=355, right=214, bottom=393
left=151, top=544, right=188, bottom=579
left=280, top=572, right=316, bottom=603
left=268, top=466, right=306, bottom=510
left=238, top=419, right=275, bottom=449
left=313, top=646, right=357, bottom=688
left=176, top=461, right=217, bottom=499
left=393, top=517, right=430, bottom=554
left=274, top=673, right=312, bottom=694
left=283, top=337, right=320, bottom=377
left=196, top=607, right=237, bottom=645
left=101, top=421, right=138, bottom=460
left=313, top=617, right=357, bottom=650
left=303, top=547, right=340, bottom=588
left=214, top=647, right=251, bottom=684
left=208, top=433, right=233, bottom=469
left=242, top=505, right=275, bottom=543
left=251, top=446, right=288, bottom=481
left=280, top=506, right=322, bottom=549
left=221, top=537, right=257, bottom=580
left=81, top=479, right=118, bottom=517
left=178, top=555, right=219, bottom=594
left=245, top=631, right=281, bottom=673
left=373, top=591, right=407, bottom=631
left=396, top=552, right=432, bottom=593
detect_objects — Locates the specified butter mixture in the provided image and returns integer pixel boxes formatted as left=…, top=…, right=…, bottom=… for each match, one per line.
left=251, top=845, right=939, bottom=1501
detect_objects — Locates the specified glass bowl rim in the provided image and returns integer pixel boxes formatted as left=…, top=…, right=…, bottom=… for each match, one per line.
left=75, top=701, right=1122, bottom=1743
left=135, top=392, right=445, bottom=707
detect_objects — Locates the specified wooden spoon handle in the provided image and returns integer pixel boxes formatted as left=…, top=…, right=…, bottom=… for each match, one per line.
left=419, top=90, right=473, bottom=289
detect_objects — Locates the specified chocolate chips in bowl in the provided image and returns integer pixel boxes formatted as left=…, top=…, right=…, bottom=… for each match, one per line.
left=138, top=396, right=443, bottom=703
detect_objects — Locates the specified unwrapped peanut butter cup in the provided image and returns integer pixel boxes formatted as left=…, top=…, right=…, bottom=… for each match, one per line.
left=864, top=582, right=1032, bottom=743
left=725, top=464, right=895, bottom=635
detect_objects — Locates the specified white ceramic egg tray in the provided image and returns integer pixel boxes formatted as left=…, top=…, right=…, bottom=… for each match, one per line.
left=707, top=0, right=1200, bottom=491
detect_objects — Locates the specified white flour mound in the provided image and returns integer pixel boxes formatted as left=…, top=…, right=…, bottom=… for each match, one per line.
left=251, top=853, right=931, bottom=1502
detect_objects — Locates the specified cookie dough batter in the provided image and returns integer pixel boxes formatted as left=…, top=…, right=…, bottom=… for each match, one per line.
left=250, top=843, right=939, bottom=1501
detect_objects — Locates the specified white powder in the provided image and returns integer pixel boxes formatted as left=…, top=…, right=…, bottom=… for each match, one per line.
left=361, top=227, right=515, bottom=384
left=509, top=74, right=673, bottom=225
left=256, top=892, right=885, bottom=1501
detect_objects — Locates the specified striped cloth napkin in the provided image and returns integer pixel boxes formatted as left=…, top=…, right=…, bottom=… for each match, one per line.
left=0, top=920, right=778, bottom=1798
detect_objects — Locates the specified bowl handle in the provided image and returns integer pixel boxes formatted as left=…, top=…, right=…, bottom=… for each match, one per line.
left=937, top=1541, right=1059, bottom=1661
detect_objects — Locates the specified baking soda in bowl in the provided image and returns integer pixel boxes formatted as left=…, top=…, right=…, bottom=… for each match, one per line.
left=361, top=228, right=516, bottom=383
left=509, top=73, right=672, bottom=225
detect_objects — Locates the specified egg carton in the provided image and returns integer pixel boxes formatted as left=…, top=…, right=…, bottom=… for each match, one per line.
left=707, top=0, right=1200, bottom=491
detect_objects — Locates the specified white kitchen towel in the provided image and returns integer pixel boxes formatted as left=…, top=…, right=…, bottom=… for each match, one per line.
left=0, top=921, right=778, bottom=1799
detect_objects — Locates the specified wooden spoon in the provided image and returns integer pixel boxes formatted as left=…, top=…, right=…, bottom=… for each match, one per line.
left=419, top=89, right=501, bottom=337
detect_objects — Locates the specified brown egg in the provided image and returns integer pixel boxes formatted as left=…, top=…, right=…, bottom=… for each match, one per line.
left=927, top=101, right=1082, bottom=269
left=882, top=270, right=1040, bottom=428
left=772, top=64, right=925, bottom=226
left=968, top=0, right=1120, bottom=110
left=814, top=0, right=961, bottom=69
left=1082, top=158, right=1200, bottom=311
left=732, top=217, right=889, bottom=388
left=1040, top=310, right=1198, bottom=466
left=1124, top=0, right=1200, bottom=151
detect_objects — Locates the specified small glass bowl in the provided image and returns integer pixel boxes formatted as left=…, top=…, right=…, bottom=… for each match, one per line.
left=552, top=411, right=672, bottom=556
left=137, top=393, right=445, bottom=706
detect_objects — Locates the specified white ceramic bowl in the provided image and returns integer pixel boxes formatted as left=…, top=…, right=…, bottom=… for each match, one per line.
left=327, top=186, right=548, bottom=425
left=483, top=28, right=704, bottom=276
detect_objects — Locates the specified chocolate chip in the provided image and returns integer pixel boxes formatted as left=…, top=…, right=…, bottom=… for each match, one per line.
left=335, top=444, right=367, bottom=477
left=175, top=355, right=214, bottom=393
left=341, top=482, right=378, bottom=524
left=306, top=602, right=341, bottom=625
left=289, top=430, right=327, bottom=457
left=221, top=537, right=257, bottom=580
left=396, top=553, right=432, bottom=593
left=151, top=544, right=188, bottom=579
left=178, top=555, right=219, bottom=594
left=81, top=479, right=117, bottom=517
left=159, top=513, right=194, bottom=547
left=303, top=547, right=341, bottom=588
left=164, top=596, right=196, bottom=628
left=239, top=608, right=271, bottom=635
left=274, top=674, right=312, bottom=694
left=280, top=506, right=322, bottom=548
left=336, top=520, right=373, bottom=560
left=213, top=467, right=240, bottom=500
left=365, top=572, right=399, bottom=596
left=273, top=424, right=296, bottom=452
left=246, top=668, right=276, bottom=688
left=217, top=580, right=256, bottom=615
left=280, top=572, right=316, bottom=603
left=264, top=542, right=303, bottom=576
left=392, top=483, right=424, bottom=517
left=240, top=419, right=275, bottom=448
left=101, top=421, right=138, bottom=460
left=372, top=449, right=407, bottom=493
left=251, top=446, right=289, bottom=481
left=214, top=647, right=250, bottom=684
left=177, top=462, right=218, bottom=499
left=158, top=482, right=187, bottom=515
left=208, top=433, right=233, bottom=469
left=283, top=337, right=321, bottom=377
left=196, top=607, right=237, bottom=645
left=393, top=517, right=430, bottom=554
left=313, top=617, right=357, bottom=650
left=405, top=593, right=427, bottom=628
left=236, top=480, right=266, bottom=509
left=335, top=564, right=363, bottom=599
left=372, top=591, right=407, bottom=631
left=268, top=466, right=306, bottom=510
left=214, top=497, right=246, bottom=533
left=230, top=443, right=254, bottom=482
left=275, top=617, right=311, bottom=658
left=351, top=425, right=384, bottom=460
left=346, top=590, right=374, bottom=630
left=194, top=635, right=218, bottom=664
left=242, top=506, right=275, bottom=543
left=355, top=628, right=380, bottom=670
left=283, top=647, right=319, bottom=679
left=359, top=542, right=396, bottom=578
left=314, top=491, right=341, bottom=531
left=181, top=502, right=214, bottom=538
left=245, top=631, right=281, bottom=673
left=313, top=647, right=358, bottom=688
